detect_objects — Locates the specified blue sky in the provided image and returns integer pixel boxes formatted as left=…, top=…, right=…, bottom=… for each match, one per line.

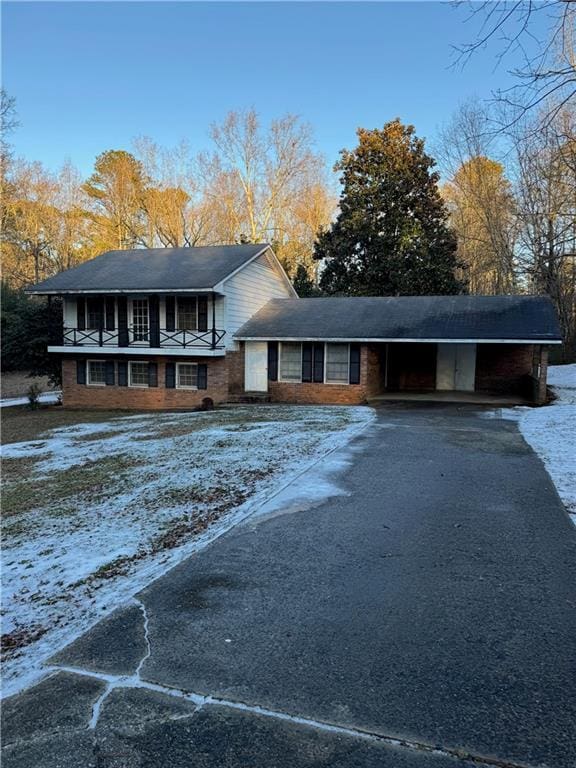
left=2, top=2, right=547, bottom=177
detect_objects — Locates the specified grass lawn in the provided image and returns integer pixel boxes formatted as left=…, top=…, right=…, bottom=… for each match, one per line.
left=1, top=403, right=374, bottom=696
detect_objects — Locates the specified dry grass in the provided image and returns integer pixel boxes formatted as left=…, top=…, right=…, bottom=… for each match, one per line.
left=0, top=371, right=54, bottom=399
left=1, top=405, right=149, bottom=445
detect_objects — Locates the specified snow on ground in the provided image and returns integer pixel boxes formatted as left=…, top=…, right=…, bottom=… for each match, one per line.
left=511, top=364, right=576, bottom=524
left=0, top=391, right=61, bottom=408
left=1, top=405, right=374, bottom=697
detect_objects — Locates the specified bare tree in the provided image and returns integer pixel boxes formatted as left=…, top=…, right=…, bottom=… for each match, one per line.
left=511, top=107, right=576, bottom=358
left=134, top=137, right=215, bottom=247
left=2, top=159, right=60, bottom=285
left=454, top=1, right=576, bottom=131
left=206, top=109, right=323, bottom=245
left=438, top=101, right=518, bottom=293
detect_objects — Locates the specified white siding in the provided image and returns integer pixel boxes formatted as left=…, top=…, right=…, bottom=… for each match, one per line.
left=222, top=252, right=294, bottom=349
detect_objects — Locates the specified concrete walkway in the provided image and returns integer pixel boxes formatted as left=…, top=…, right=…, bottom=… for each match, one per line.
left=3, top=405, right=575, bottom=768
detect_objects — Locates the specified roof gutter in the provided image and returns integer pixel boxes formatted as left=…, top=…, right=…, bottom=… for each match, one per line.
left=235, top=336, right=563, bottom=344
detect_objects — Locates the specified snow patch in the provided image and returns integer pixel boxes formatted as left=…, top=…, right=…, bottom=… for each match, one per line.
left=1, top=405, right=375, bottom=697
left=509, top=365, right=576, bottom=525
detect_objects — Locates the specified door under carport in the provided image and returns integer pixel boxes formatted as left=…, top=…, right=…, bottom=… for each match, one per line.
left=436, top=343, right=477, bottom=392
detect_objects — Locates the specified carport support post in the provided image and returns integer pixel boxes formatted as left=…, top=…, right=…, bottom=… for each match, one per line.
left=534, top=345, right=549, bottom=404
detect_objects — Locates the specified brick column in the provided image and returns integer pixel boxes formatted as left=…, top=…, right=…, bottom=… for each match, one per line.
left=536, top=345, right=549, bottom=404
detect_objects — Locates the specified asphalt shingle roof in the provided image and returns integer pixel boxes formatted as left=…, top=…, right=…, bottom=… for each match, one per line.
left=27, top=244, right=269, bottom=293
left=235, top=296, right=562, bottom=342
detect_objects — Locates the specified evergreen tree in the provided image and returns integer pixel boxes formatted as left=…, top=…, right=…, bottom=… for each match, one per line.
left=292, top=263, right=322, bottom=297
left=315, top=119, right=464, bottom=296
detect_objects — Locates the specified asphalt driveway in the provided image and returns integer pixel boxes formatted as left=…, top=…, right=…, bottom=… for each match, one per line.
left=3, top=405, right=576, bottom=768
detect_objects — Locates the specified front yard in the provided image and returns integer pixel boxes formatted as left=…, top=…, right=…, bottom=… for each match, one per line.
left=1, top=404, right=373, bottom=696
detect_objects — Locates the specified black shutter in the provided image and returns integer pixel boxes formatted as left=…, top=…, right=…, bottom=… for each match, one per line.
left=105, top=360, right=115, bottom=386
left=117, top=360, right=128, bottom=387
left=76, top=359, right=86, bottom=384
left=165, top=362, right=176, bottom=388
left=148, top=362, right=158, bottom=387
left=313, top=343, right=324, bottom=383
left=349, top=344, right=361, bottom=384
left=302, top=343, right=313, bottom=382
left=198, top=296, right=208, bottom=332
left=105, top=298, right=115, bottom=331
left=149, top=296, right=160, bottom=347
left=118, top=297, right=129, bottom=347
left=165, top=297, right=176, bottom=332
left=76, top=297, right=85, bottom=330
left=268, top=342, right=278, bottom=381
left=197, top=363, right=207, bottom=390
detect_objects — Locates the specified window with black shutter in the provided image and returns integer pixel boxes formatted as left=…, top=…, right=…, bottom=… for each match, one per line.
left=165, top=297, right=176, bottom=332
left=268, top=342, right=278, bottom=381
left=105, top=360, right=115, bottom=386
left=105, top=298, right=115, bottom=331
left=165, top=362, right=176, bottom=388
left=86, top=298, right=104, bottom=330
left=198, top=296, right=208, bottom=332
left=302, top=343, right=313, bottom=382
left=118, top=298, right=129, bottom=347
left=76, top=298, right=86, bottom=330
left=349, top=345, right=361, bottom=384
left=76, top=359, right=87, bottom=385
left=197, top=363, right=208, bottom=389
left=313, top=343, right=324, bottom=383
left=117, top=361, right=128, bottom=387
left=148, top=362, right=158, bottom=387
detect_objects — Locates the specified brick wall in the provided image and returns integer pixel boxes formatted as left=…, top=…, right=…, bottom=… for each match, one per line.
left=226, top=344, right=245, bottom=394
left=475, top=344, right=534, bottom=395
left=267, top=344, right=374, bottom=405
left=62, top=356, right=229, bottom=410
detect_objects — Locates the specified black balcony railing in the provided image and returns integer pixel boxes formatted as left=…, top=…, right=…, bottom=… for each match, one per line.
left=61, top=326, right=226, bottom=350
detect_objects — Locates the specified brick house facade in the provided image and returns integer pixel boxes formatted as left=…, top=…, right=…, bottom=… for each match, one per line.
left=27, top=245, right=562, bottom=410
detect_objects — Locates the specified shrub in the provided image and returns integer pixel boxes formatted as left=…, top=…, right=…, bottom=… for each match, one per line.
left=26, top=382, right=43, bottom=409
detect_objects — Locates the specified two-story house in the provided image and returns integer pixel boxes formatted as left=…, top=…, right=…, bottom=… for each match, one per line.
left=27, top=244, right=296, bottom=409
left=28, top=244, right=562, bottom=408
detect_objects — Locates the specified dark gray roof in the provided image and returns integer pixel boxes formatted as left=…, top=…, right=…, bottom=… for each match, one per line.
left=26, top=244, right=270, bottom=293
left=235, top=296, right=562, bottom=342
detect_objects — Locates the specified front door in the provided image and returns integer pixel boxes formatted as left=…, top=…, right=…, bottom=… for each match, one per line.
left=245, top=341, right=269, bottom=392
left=436, top=344, right=476, bottom=391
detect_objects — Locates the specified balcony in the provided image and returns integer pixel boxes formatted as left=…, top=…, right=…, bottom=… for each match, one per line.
left=52, top=326, right=227, bottom=356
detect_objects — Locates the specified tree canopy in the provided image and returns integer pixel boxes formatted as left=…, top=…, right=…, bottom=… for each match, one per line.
left=315, top=119, right=463, bottom=296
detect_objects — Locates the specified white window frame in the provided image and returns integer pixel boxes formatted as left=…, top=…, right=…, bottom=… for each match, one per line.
left=130, top=298, right=150, bottom=344
left=279, top=342, right=303, bottom=383
left=128, top=361, right=149, bottom=388
left=176, top=362, right=199, bottom=390
left=324, top=343, right=351, bottom=385
left=87, top=359, right=107, bottom=387
left=176, top=297, right=198, bottom=331
left=85, top=298, right=104, bottom=331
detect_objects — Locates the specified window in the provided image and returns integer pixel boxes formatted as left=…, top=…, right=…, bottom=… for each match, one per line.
left=325, top=344, right=349, bottom=383
left=86, top=298, right=103, bottom=330
left=280, top=343, right=302, bottom=382
left=87, top=360, right=106, bottom=386
left=176, top=363, right=198, bottom=389
left=132, top=299, right=149, bottom=341
left=177, top=298, right=197, bottom=330
left=129, top=361, right=149, bottom=388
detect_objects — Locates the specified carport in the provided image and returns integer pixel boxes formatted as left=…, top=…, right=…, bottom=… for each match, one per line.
left=235, top=295, right=562, bottom=405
